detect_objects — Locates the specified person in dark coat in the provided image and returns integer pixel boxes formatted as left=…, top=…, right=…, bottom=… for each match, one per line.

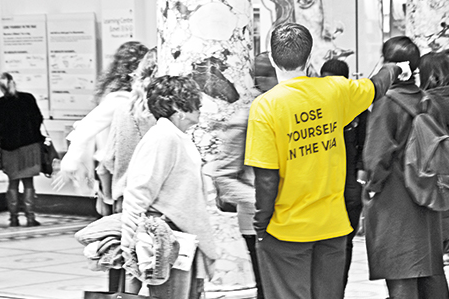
left=0, top=72, right=45, bottom=227
left=320, top=59, right=368, bottom=290
left=419, top=51, right=449, bottom=265
left=363, top=37, right=449, bottom=299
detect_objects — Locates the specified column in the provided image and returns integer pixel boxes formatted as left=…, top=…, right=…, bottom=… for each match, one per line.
left=157, top=0, right=258, bottom=294
left=406, top=0, right=449, bottom=53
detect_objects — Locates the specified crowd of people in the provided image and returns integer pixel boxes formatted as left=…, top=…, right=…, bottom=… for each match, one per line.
left=1, top=21, right=449, bottom=299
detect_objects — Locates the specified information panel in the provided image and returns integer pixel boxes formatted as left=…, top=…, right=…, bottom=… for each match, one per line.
left=101, top=0, right=136, bottom=68
left=47, top=13, right=97, bottom=119
left=1, top=14, right=50, bottom=118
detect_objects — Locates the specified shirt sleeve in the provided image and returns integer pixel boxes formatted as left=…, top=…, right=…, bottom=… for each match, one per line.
left=100, top=109, right=120, bottom=174
left=343, top=78, right=375, bottom=126
left=244, top=97, right=279, bottom=169
left=61, top=92, right=127, bottom=173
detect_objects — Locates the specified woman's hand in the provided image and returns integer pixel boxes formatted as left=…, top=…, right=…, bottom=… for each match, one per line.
left=51, top=159, right=93, bottom=192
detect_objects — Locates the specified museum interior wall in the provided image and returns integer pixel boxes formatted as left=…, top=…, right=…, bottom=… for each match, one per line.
left=0, top=0, right=449, bottom=291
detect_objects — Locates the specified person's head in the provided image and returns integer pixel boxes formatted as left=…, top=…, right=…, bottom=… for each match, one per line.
left=419, top=52, right=449, bottom=90
left=320, top=59, right=349, bottom=79
left=129, top=47, right=158, bottom=120
left=382, top=36, right=420, bottom=73
left=270, top=23, right=313, bottom=71
left=0, top=72, right=17, bottom=97
left=146, top=75, right=202, bottom=131
left=94, top=41, right=149, bottom=103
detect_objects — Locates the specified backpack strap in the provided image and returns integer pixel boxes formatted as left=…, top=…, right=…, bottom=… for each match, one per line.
left=386, top=89, right=420, bottom=118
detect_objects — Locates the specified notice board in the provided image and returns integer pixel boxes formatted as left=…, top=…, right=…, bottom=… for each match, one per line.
left=47, top=13, right=97, bottom=119
left=1, top=14, right=50, bottom=118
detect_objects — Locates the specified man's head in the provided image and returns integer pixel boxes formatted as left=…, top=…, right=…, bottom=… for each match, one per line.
left=382, top=36, right=420, bottom=72
left=320, top=59, right=349, bottom=79
left=270, top=23, right=313, bottom=71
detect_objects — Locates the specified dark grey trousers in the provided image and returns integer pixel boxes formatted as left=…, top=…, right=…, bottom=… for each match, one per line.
left=256, top=233, right=347, bottom=299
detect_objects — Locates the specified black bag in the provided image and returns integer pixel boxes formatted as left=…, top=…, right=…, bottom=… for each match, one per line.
left=41, top=124, right=60, bottom=177
left=388, top=90, right=449, bottom=211
left=84, top=269, right=148, bottom=299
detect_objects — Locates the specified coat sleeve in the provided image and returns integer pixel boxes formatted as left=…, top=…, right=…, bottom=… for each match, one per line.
left=28, top=93, right=43, bottom=127
left=355, top=110, right=368, bottom=171
left=363, top=97, right=400, bottom=193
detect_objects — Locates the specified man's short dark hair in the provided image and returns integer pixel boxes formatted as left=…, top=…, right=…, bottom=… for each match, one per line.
left=270, top=23, right=313, bottom=71
left=382, top=36, right=420, bottom=72
left=320, top=59, right=349, bottom=79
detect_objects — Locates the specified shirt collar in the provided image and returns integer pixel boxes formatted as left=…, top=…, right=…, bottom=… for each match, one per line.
left=158, top=117, right=188, bottom=138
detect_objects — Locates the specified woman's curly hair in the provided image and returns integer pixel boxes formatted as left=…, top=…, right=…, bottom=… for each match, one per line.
left=146, top=75, right=202, bottom=120
left=94, top=41, right=149, bottom=103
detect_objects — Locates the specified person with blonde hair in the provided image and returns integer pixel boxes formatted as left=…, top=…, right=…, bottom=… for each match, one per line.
left=96, top=49, right=158, bottom=215
left=53, top=41, right=151, bottom=293
left=53, top=41, right=150, bottom=192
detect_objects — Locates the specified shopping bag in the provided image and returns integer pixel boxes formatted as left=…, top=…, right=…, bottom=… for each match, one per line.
left=84, top=269, right=148, bottom=299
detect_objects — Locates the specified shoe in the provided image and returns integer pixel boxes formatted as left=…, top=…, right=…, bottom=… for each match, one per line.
left=10, top=216, right=20, bottom=227
left=26, top=219, right=41, bottom=227
left=6, top=189, right=20, bottom=226
left=23, top=188, right=40, bottom=227
left=443, top=253, right=449, bottom=266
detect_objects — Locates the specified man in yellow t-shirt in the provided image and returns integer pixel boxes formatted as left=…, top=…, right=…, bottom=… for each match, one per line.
left=244, top=23, right=408, bottom=299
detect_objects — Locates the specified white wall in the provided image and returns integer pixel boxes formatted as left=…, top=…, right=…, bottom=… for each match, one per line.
left=0, top=0, right=157, bottom=68
left=0, top=0, right=157, bottom=196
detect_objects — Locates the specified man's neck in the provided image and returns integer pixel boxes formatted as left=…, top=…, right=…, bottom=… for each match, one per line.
left=275, top=68, right=307, bottom=83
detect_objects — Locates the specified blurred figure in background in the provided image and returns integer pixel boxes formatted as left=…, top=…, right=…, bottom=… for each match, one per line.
left=0, top=72, right=45, bottom=227
left=320, top=59, right=368, bottom=291
left=54, top=41, right=149, bottom=194
left=53, top=41, right=150, bottom=293
left=96, top=49, right=157, bottom=215
left=210, top=51, right=278, bottom=299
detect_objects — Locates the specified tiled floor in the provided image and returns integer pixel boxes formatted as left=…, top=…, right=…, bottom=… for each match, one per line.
left=0, top=211, right=448, bottom=299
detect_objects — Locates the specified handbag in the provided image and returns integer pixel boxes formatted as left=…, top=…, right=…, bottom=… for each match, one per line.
left=41, top=123, right=60, bottom=177
left=84, top=269, right=148, bottom=299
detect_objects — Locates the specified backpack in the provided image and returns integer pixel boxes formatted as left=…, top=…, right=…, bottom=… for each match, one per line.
left=388, top=90, right=449, bottom=211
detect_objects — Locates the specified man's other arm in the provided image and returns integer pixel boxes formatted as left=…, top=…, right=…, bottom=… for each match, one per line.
left=253, top=167, right=279, bottom=241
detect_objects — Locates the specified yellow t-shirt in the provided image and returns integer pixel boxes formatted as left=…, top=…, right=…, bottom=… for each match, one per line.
left=245, top=76, right=375, bottom=242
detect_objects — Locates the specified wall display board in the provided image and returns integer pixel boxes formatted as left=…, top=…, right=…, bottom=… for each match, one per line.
left=47, top=13, right=97, bottom=119
left=101, top=0, right=136, bottom=69
left=1, top=14, right=50, bottom=118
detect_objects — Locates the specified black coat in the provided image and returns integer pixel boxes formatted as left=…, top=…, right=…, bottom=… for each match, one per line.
left=363, top=81, right=445, bottom=280
left=0, top=92, right=44, bottom=151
